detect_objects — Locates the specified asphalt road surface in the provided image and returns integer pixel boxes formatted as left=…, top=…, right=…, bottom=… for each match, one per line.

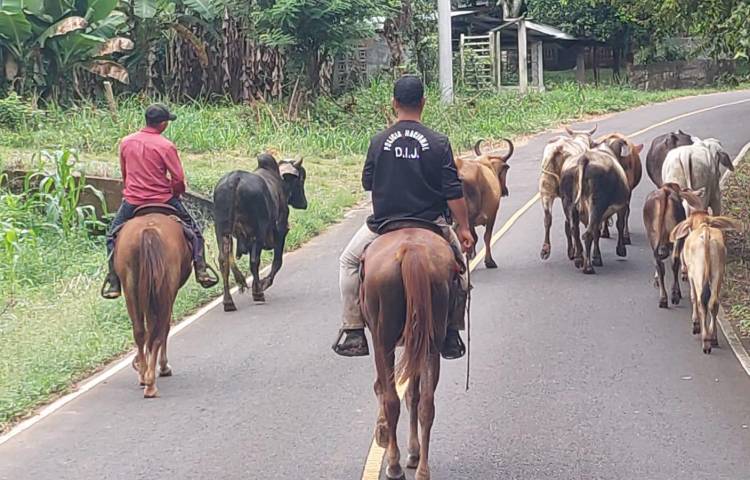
left=2, top=90, right=750, bottom=480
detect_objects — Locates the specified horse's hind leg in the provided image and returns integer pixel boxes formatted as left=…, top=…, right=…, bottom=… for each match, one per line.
left=126, top=299, right=147, bottom=386
left=415, top=354, right=440, bottom=480
left=159, top=321, right=172, bottom=377
left=406, top=375, right=421, bottom=469
left=144, top=322, right=166, bottom=398
left=377, top=347, right=404, bottom=480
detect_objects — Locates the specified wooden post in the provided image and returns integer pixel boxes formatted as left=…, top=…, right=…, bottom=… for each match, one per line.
left=536, top=41, right=545, bottom=92
left=518, top=18, right=528, bottom=94
left=531, top=40, right=539, bottom=89
left=576, top=47, right=586, bottom=84
left=103, top=81, right=117, bottom=119
left=495, top=31, right=502, bottom=91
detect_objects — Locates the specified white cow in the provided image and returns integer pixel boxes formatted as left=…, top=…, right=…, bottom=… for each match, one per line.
left=661, top=138, right=735, bottom=215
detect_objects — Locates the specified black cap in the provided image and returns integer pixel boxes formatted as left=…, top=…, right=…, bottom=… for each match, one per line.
left=393, top=75, right=424, bottom=108
left=145, top=103, right=177, bottom=124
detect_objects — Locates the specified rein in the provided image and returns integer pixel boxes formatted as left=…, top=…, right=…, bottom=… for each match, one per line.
left=465, top=251, right=472, bottom=392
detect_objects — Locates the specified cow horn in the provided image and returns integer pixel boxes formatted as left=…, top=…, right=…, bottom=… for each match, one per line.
left=499, top=138, right=514, bottom=162
left=473, top=139, right=485, bottom=156
left=564, top=126, right=575, bottom=136
left=586, top=124, right=598, bottom=136
left=293, top=157, right=304, bottom=169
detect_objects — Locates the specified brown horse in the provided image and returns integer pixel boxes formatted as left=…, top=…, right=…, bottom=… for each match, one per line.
left=360, top=228, right=459, bottom=480
left=114, top=211, right=192, bottom=398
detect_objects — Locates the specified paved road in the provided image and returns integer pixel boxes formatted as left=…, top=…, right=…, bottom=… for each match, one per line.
left=2, top=90, right=750, bottom=480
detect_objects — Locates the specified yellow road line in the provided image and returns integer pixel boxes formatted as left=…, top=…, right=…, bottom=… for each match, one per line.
left=359, top=94, right=750, bottom=480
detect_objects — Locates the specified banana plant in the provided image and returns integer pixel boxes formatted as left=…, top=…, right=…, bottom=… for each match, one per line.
left=0, top=0, right=133, bottom=99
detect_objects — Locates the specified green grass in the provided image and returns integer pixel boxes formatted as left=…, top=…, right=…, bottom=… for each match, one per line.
left=1, top=79, right=749, bottom=431
left=721, top=148, right=750, bottom=339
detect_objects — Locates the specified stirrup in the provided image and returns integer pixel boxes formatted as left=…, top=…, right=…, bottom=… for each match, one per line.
left=331, top=328, right=370, bottom=357
left=196, top=264, right=219, bottom=288
left=441, top=332, right=466, bottom=360
left=100, top=278, right=121, bottom=300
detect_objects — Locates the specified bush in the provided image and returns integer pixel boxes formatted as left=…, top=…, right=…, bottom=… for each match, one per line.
left=0, top=92, right=33, bottom=131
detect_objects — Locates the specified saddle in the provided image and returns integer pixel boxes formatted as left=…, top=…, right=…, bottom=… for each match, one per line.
left=133, top=203, right=179, bottom=218
left=376, top=217, right=445, bottom=237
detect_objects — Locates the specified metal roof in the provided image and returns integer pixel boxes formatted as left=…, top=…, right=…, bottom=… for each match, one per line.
left=490, top=19, right=577, bottom=41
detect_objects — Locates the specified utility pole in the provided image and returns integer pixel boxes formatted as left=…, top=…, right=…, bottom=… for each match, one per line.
left=437, top=0, right=453, bottom=104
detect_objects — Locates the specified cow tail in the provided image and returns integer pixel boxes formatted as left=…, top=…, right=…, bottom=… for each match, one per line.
left=700, top=226, right=711, bottom=310
left=686, top=153, right=694, bottom=191
left=574, top=155, right=589, bottom=206
left=397, top=246, right=434, bottom=385
left=655, top=190, right=671, bottom=260
left=138, top=229, right=169, bottom=351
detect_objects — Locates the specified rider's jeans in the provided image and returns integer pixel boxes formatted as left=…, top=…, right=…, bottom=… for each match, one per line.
left=106, top=198, right=205, bottom=263
left=339, top=217, right=468, bottom=331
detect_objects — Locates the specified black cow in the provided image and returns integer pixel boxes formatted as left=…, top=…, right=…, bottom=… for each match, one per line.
left=213, top=153, right=307, bottom=311
left=560, top=138, right=632, bottom=274
left=646, top=130, right=694, bottom=187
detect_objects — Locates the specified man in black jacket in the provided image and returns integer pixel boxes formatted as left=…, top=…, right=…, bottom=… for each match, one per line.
left=333, top=75, right=474, bottom=359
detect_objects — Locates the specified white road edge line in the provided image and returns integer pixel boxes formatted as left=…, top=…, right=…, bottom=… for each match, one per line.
left=0, top=265, right=272, bottom=446
left=717, top=142, right=750, bottom=378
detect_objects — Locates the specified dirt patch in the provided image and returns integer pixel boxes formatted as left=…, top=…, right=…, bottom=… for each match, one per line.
left=721, top=147, right=750, bottom=352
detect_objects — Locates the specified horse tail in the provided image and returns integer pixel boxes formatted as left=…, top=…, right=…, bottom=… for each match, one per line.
left=397, top=246, right=434, bottom=384
left=138, top=228, right=170, bottom=349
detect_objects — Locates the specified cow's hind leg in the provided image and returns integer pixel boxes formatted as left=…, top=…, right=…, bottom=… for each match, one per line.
left=218, top=235, right=238, bottom=312
left=600, top=215, right=611, bottom=239
left=406, top=376, right=421, bottom=469
left=484, top=215, right=498, bottom=269
left=655, top=255, right=668, bottom=308
left=671, top=257, right=682, bottom=305
left=261, top=230, right=288, bottom=291
left=541, top=196, right=554, bottom=260
left=249, top=243, right=265, bottom=302
left=615, top=208, right=627, bottom=257
left=623, top=205, right=632, bottom=245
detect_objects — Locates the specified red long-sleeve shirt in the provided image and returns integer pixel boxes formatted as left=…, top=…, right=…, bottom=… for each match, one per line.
left=119, top=127, right=186, bottom=205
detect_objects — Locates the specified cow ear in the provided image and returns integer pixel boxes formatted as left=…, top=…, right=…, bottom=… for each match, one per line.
left=670, top=220, right=692, bottom=242
left=718, top=151, right=734, bottom=171
left=679, top=189, right=705, bottom=210
left=708, top=216, right=742, bottom=232
left=635, top=144, right=644, bottom=154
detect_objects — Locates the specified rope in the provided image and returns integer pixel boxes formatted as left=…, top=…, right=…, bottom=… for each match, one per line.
left=465, top=252, right=472, bottom=392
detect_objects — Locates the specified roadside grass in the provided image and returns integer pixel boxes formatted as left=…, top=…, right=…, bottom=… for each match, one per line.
left=1, top=80, right=749, bottom=432
left=721, top=147, right=750, bottom=348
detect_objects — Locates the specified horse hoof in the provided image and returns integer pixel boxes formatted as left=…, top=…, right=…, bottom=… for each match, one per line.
left=375, top=426, right=388, bottom=449
left=592, top=257, right=603, bottom=267
left=485, top=259, right=498, bottom=269
left=144, top=386, right=159, bottom=398
left=659, top=299, right=669, bottom=309
left=159, top=366, right=173, bottom=377
left=223, top=302, right=237, bottom=312
left=616, top=246, right=627, bottom=257
left=406, top=454, right=420, bottom=469
left=583, top=266, right=596, bottom=275
left=385, top=467, right=405, bottom=480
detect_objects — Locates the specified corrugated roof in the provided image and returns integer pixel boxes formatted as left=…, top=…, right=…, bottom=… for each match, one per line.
left=490, top=19, right=577, bottom=41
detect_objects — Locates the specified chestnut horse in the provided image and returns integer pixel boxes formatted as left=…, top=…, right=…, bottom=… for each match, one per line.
left=114, top=211, right=192, bottom=398
left=360, top=228, right=459, bottom=480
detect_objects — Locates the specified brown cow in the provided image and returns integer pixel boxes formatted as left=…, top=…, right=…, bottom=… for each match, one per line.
left=559, top=137, right=631, bottom=274
left=597, top=133, right=643, bottom=244
left=642, top=183, right=703, bottom=309
left=539, top=125, right=596, bottom=260
left=671, top=212, right=741, bottom=353
left=455, top=138, right=513, bottom=268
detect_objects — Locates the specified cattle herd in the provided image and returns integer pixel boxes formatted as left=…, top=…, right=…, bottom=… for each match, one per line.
left=517, top=126, right=740, bottom=355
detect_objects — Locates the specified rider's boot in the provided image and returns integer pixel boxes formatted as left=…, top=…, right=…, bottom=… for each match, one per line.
left=101, top=255, right=122, bottom=300
left=194, top=255, right=219, bottom=288
left=332, top=328, right=370, bottom=357
left=442, top=288, right=467, bottom=360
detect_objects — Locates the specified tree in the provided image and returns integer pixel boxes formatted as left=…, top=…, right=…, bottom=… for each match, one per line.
left=253, top=0, right=398, bottom=94
left=0, top=0, right=133, bottom=100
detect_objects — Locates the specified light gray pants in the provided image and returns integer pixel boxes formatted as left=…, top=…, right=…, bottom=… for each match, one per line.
left=339, top=218, right=468, bottom=330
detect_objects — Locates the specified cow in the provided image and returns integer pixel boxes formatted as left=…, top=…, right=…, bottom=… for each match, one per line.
left=559, top=136, right=631, bottom=274
left=213, top=153, right=308, bottom=311
left=455, top=138, right=513, bottom=268
left=596, top=133, right=643, bottom=244
left=642, top=183, right=703, bottom=309
left=646, top=130, right=694, bottom=186
left=539, top=125, right=596, bottom=260
left=661, top=138, right=734, bottom=216
left=670, top=212, right=741, bottom=353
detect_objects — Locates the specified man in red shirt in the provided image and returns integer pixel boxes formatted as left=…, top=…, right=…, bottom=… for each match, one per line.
left=101, top=104, right=217, bottom=299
